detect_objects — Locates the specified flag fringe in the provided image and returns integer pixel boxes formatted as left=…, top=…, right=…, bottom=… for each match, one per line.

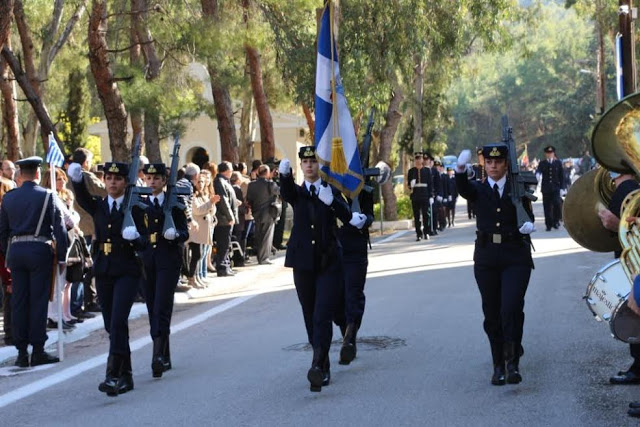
left=331, top=137, right=348, bottom=175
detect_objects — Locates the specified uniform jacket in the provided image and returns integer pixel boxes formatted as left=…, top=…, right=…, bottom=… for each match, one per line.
left=141, top=193, right=189, bottom=265
left=407, top=167, right=433, bottom=200
left=339, top=183, right=374, bottom=260
left=536, top=158, right=565, bottom=193
left=456, top=172, right=534, bottom=267
left=447, top=175, right=458, bottom=200
left=73, top=179, right=147, bottom=277
left=431, top=167, right=442, bottom=197
left=67, top=170, right=106, bottom=237
left=214, top=174, right=238, bottom=226
left=280, top=174, right=351, bottom=272
left=246, top=177, right=279, bottom=223
left=0, top=181, right=69, bottom=259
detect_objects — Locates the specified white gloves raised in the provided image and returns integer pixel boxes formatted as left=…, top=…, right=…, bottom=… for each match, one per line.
left=436, top=196, right=443, bottom=203
left=317, top=184, right=334, bottom=206
left=122, top=226, right=140, bottom=241
left=448, top=195, right=453, bottom=202
left=518, top=222, right=536, bottom=235
left=67, top=163, right=83, bottom=183
left=163, top=228, right=178, bottom=240
left=349, top=212, right=367, bottom=229
left=429, top=197, right=434, bottom=205
left=410, top=179, right=416, bottom=189
left=279, top=159, right=291, bottom=177
left=456, top=150, right=472, bottom=172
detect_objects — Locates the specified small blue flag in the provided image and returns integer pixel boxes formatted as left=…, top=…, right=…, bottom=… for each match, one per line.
left=46, top=133, right=65, bottom=168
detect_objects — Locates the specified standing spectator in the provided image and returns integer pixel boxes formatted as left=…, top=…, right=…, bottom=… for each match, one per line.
left=250, top=160, right=262, bottom=181
left=230, top=172, right=246, bottom=267
left=176, top=164, right=198, bottom=292
left=137, top=156, right=149, bottom=187
left=1, top=160, right=17, bottom=187
left=563, top=159, right=575, bottom=190
left=580, top=150, right=593, bottom=175
left=271, top=164, right=288, bottom=251
left=214, top=162, right=238, bottom=277
left=203, top=163, right=218, bottom=272
left=246, top=165, right=279, bottom=265
left=0, top=175, right=14, bottom=345
left=186, top=173, right=218, bottom=288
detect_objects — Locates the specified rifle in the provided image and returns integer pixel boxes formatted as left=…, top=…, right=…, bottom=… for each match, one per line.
left=162, top=135, right=191, bottom=233
left=501, top=115, right=538, bottom=227
left=352, top=108, right=377, bottom=213
left=122, top=135, right=152, bottom=231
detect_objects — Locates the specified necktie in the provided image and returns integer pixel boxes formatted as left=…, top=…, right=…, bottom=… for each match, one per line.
left=493, top=183, right=500, bottom=199
left=154, top=198, right=160, bottom=209
left=309, top=184, right=316, bottom=197
left=111, top=200, right=118, bottom=214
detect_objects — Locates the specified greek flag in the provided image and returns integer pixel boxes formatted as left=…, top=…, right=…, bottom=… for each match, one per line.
left=314, top=2, right=363, bottom=198
left=46, top=133, right=65, bottom=168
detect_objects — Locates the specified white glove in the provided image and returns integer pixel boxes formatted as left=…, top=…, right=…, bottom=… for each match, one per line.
left=436, top=196, right=443, bottom=203
left=67, top=163, right=83, bottom=183
left=317, top=184, right=334, bottom=206
left=560, top=189, right=567, bottom=197
left=163, top=228, right=177, bottom=240
left=429, top=197, right=434, bottom=205
left=122, top=226, right=140, bottom=241
left=279, top=159, right=291, bottom=177
left=448, top=195, right=453, bottom=202
left=456, top=150, right=472, bottom=172
left=349, top=212, right=367, bottom=229
left=518, top=222, right=536, bottom=235
left=410, top=179, right=416, bottom=189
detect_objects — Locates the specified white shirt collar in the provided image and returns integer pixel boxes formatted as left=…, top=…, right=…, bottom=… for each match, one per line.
left=487, top=175, right=507, bottom=196
left=304, top=178, right=322, bottom=193
left=150, top=192, right=165, bottom=205
left=107, top=195, right=125, bottom=209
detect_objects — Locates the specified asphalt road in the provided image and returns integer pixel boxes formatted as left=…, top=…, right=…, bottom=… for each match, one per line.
left=0, top=201, right=638, bottom=426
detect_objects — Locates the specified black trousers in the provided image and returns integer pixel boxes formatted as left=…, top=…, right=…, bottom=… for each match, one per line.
left=96, top=274, right=138, bottom=356
left=293, top=263, right=342, bottom=349
left=8, top=243, right=53, bottom=352
left=342, top=255, right=368, bottom=327
left=215, top=225, right=232, bottom=272
left=82, top=235, right=98, bottom=308
left=447, top=200, right=457, bottom=225
left=254, top=218, right=275, bottom=263
left=630, top=344, right=640, bottom=371
left=144, top=247, right=181, bottom=338
left=542, top=190, right=562, bottom=229
left=474, top=242, right=532, bottom=365
left=411, top=198, right=429, bottom=237
left=187, top=242, right=201, bottom=278
left=2, top=286, right=11, bottom=342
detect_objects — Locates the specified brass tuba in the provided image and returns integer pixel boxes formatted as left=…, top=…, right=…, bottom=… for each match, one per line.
left=619, top=189, right=640, bottom=282
left=563, top=168, right=620, bottom=252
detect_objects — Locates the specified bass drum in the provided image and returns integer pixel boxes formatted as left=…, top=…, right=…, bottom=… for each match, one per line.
left=585, top=260, right=629, bottom=322
left=610, top=298, right=640, bottom=343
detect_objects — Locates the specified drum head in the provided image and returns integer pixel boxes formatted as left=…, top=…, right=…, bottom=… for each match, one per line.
left=610, top=300, right=640, bottom=343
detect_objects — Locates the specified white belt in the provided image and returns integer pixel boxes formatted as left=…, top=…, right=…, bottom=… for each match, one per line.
left=11, top=235, right=51, bottom=244
left=413, top=184, right=428, bottom=188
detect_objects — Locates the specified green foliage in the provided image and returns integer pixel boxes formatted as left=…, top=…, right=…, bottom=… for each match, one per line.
left=374, top=194, right=412, bottom=221
left=59, top=68, right=91, bottom=152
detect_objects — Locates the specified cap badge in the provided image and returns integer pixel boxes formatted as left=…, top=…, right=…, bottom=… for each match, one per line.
left=108, top=164, right=120, bottom=173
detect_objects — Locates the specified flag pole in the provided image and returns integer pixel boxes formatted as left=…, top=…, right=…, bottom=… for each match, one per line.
left=48, top=133, right=64, bottom=361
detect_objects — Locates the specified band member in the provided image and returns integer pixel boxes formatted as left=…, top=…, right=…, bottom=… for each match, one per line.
left=0, top=157, right=68, bottom=367
left=407, top=152, right=433, bottom=241
left=597, top=172, right=640, bottom=386
left=627, top=275, right=640, bottom=418
left=68, top=161, right=147, bottom=397
left=278, top=146, right=351, bottom=392
left=456, top=144, right=536, bottom=386
left=435, top=159, right=448, bottom=231
left=536, top=146, right=564, bottom=231
left=424, top=153, right=440, bottom=236
left=335, top=181, right=374, bottom=365
left=445, top=168, right=458, bottom=227
left=141, top=163, right=189, bottom=378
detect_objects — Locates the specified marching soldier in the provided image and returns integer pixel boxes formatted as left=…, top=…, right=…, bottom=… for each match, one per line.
left=536, top=145, right=564, bottom=231
left=407, top=153, right=433, bottom=241
left=456, top=144, right=536, bottom=386
left=445, top=168, right=458, bottom=227
left=68, top=160, right=147, bottom=396
left=468, top=148, right=486, bottom=219
left=141, top=163, right=189, bottom=378
left=435, top=159, right=448, bottom=231
left=424, top=153, right=440, bottom=236
left=278, top=146, right=352, bottom=392
left=0, top=157, right=68, bottom=367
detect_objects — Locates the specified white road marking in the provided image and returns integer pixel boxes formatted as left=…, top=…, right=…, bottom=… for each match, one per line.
left=0, top=295, right=255, bottom=409
left=375, top=230, right=409, bottom=245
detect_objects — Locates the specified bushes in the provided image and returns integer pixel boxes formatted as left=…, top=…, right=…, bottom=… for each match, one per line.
left=373, top=194, right=412, bottom=220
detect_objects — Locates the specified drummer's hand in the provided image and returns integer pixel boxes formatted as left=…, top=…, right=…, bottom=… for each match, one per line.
left=598, top=208, right=620, bottom=231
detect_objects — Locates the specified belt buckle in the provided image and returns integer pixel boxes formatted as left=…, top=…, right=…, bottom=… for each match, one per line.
left=103, top=243, right=112, bottom=255
left=150, top=233, right=157, bottom=244
left=492, top=234, right=502, bottom=244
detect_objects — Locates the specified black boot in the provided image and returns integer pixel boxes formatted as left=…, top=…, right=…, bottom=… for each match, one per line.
left=31, top=348, right=59, bottom=366
left=490, top=343, right=505, bottom=386
left=307, top=347, right=324, bottom=392
left=163, top=335, right=172, bottom=371
left=152, top=337, right=165, bottom=378
left=339, top=323, right=357, bottom=365
left=99, top=354, right=122, bottom=396
left=504, top=342, right=522, bottom=384
left=15, top=349, right=29, bottom=368
left=117, top=353, right=134, bottom=394
left=322, top=351, right=331, bottom=387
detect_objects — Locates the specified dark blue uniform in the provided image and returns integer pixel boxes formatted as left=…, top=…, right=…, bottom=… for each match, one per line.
left=456, top=162, right=534, bottom=385
left=281, top=171, right=351, bottom=391
left=73, top=179, right=147, bottom=360
left=445, top=173, right=458, bottom=227
left=141, top=192, right=188, bottom=376
left=536, top=157, right=564, bottom=230
left=407, top=166, right=433, bottom=239
left=0, top=180, right=68, bottom=363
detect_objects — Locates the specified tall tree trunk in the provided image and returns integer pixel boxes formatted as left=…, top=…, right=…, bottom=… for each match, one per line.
left=129, top=2, right=143, bottom=144
left=379, top=79, right=404, bottom=221
left=239, top=89, right=253, bottom=163
left=0, top=41, right=20, bottom=160
left=88, top=0, right=129, bottom=161
left=201, top=0, right=238, bottom=163
left=0, top=0, right=14, bottom=51
left=301, top=102, right=315, bottom=142
left=143, top=110, right=161, bottom=161
left=412, top=54, right=424, bottom=154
